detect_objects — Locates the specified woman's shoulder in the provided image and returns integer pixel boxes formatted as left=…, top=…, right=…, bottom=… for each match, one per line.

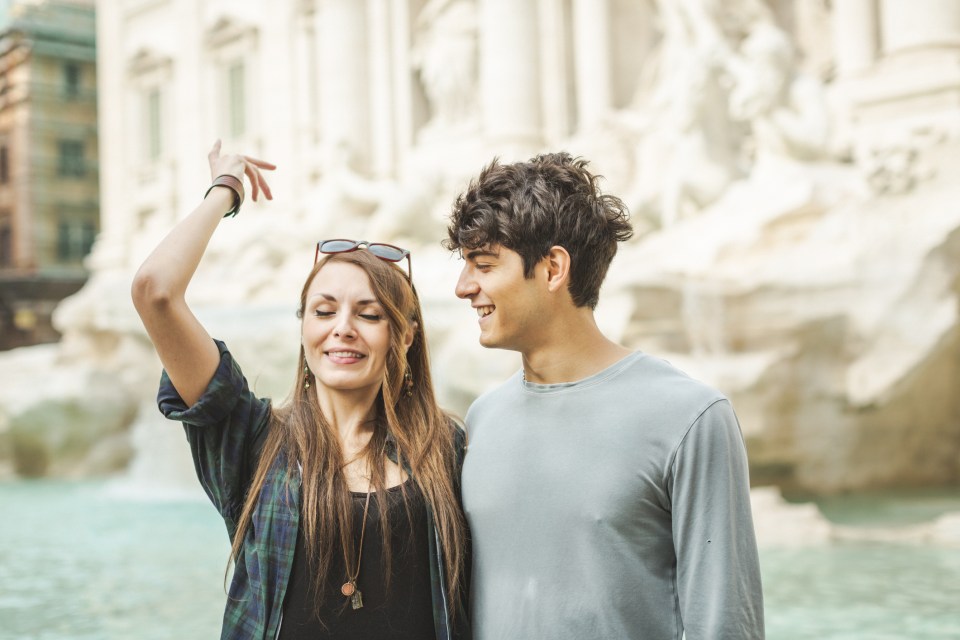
left=443, top=414, right=468, bottom=463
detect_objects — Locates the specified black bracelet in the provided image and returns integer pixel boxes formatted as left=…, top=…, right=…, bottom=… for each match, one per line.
left=205, top=174, right=244, bottom=217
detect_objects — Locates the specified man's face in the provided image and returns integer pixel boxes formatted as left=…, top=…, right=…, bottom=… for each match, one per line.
left=454, top=245, right=546, bottom=352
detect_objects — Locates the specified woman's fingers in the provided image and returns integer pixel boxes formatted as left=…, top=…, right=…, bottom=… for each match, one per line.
left=255, top=165, right=273, bottom=200
left=243, top=155, right=277, bottom=171
left=243, top=162, right=260, bottom=201
left=246, top=161, right=273, bottom=201
left=209, top=142, right=275, bottom=202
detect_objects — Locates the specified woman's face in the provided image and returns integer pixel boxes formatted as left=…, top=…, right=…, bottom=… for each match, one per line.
left=301, top=261, right=394, bottom=398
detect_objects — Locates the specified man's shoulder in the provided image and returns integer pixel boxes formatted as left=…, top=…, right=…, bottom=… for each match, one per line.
left=630, top=353, right=728, bottom=407
left=551, top=350, right=728, bottom=413
left=565, top=352, right=732, bottom=436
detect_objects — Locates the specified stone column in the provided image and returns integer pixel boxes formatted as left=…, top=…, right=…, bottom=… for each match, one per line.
left=316, top=0, right=370, bottom=166
left=389, top=1, right=415, bottom=164
left=366, top=0, right=394, bottom=178
left=90, top=0, right=126, bottom=267
left=537, top=0, right=570, bottom=143
left=292, top=2, right=318, bottom=141
left=831, top=0, right=879, bottom=76
left=880, top=0, right=960, bottom=55
left=571, top=0, right=611, bottom=130
left=478, top=0, right=542, bottom=148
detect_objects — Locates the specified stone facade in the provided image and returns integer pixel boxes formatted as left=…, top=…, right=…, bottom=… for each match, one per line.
left=0, top=0, right=958, bottom=493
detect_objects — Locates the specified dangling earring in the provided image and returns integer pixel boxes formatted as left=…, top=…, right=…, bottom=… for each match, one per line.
left=304, top=363, right=311, bottom=390
left=403, top=365, right=414, bottom=397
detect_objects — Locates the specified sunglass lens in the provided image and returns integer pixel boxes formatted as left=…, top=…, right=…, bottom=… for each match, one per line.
left=320, top=240, right=358, bottom=253
left=368, top=244, right=406, bottom=262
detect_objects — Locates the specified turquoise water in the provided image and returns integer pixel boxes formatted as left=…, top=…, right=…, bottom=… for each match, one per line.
left=2, top=481, right=959, bottom=639
left=1, top=482, right=228, bottom=639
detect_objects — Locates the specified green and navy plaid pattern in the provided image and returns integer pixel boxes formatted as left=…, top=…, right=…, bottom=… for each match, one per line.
left=158, top=340, right=469, bottom=640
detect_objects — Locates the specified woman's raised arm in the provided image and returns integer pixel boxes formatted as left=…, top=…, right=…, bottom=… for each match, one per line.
left=131, top=140, right=275, bottom=407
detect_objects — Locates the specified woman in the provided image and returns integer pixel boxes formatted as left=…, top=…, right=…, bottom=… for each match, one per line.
left=132, top=142, right=469, bottom=639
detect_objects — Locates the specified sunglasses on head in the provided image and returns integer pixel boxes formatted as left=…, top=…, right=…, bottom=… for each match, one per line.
left=315, top=239, right=412, bottom=280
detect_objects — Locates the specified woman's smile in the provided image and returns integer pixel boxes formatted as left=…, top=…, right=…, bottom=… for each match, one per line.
left=326, top=350, right=367, bottom=365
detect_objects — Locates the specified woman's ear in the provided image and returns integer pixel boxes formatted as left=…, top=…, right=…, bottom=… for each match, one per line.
left=404, top=322, right=418, bottom=352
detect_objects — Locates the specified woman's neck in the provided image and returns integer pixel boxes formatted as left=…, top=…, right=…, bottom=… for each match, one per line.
left=315, top=387, right=379, bottom=452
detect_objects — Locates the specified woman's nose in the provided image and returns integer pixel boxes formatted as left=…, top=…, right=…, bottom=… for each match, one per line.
left=333, top=315, right=357, bottom=338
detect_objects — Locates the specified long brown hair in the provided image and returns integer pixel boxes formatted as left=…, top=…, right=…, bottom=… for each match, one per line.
left=229, top=250, right=467, bottom=610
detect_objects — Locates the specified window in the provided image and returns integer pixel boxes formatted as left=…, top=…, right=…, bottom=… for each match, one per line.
left=144, top=88, right=161, bottom=161
left=64, top=62, right=81, bottom=98
left=81, top=222, right=96, bottom=255
left=56, top=222, right=71, bottom=260
left=0, top=145, right=8, bottom=184
left=0, top=220, right=11, bottom=267
left=227, top=60, right=246, bottom=138
left=56, top=220, right=96, bottom=262
left=57, top=140, right=85, bottom=177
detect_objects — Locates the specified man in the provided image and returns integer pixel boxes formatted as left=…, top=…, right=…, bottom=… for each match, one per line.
left=445, top=153, right=764, bottom=639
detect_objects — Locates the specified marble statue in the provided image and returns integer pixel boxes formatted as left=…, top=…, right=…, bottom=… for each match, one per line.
left=1, top=0, right=959, bottom=501
left=412, top=0, right=479, bottom=137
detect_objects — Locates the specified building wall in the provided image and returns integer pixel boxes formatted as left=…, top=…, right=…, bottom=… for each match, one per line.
left=0, top=0, right=97, bottom=349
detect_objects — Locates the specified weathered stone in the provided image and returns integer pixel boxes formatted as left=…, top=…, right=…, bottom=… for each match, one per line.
left=0, top=1, right=958, bottom=505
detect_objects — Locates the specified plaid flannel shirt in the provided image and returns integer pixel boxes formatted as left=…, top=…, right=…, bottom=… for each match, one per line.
left=158, top=340, right=469, bottom=640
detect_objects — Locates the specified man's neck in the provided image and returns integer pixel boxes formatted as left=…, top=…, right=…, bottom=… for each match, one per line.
left=520, top=310, right=632, bottom=385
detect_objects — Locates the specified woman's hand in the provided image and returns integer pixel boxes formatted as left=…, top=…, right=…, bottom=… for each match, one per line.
left=132, top=141, right=277, bottom=406
left=208, top=139, right=277, bottom=202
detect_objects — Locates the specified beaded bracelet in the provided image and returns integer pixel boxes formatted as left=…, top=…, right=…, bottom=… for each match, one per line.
left=204, top=174, right=245, bottom=217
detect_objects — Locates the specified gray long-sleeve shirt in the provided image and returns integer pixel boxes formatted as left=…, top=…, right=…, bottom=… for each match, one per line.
left=462, top=352, right=764, bottom=639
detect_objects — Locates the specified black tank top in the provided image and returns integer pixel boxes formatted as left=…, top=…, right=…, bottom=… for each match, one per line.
left=278, top=480, right=436, bottom=640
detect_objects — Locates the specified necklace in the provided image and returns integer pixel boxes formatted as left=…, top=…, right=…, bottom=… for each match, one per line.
left=340, top=476, right=372, bottom=610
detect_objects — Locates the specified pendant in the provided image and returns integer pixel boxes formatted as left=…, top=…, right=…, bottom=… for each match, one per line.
left=350, top=589, right=364, bottom=610
left=341, top=582, right=355, bottom=597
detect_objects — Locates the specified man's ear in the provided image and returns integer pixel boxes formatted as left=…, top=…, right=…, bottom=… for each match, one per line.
left=543, top=246, right=571, bottom=294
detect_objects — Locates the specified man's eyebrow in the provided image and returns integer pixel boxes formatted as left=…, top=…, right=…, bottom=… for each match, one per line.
left=465, top=248, right=500, bottom=261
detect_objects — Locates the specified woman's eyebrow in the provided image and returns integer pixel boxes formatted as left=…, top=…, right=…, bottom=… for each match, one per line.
left=308, top=293, right=381, bottom=306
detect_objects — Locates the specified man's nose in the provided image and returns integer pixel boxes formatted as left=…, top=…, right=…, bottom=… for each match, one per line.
left=455, top=267, right=478, bottom=299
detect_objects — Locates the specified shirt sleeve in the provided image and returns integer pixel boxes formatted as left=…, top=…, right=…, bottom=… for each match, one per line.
left=669, top=398, right=765, bottom=639
left=157, top=339, right=272, bottom=538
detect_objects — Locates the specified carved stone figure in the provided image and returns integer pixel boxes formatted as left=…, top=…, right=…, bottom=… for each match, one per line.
left=726, top=20, right=830, bottom=168
left=412, top=0, right=479, bottom=137
left=619, top=0, right=744, bottom=228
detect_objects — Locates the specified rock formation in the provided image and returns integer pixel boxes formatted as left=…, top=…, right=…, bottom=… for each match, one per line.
left=1, top=0, right=958, bottom=497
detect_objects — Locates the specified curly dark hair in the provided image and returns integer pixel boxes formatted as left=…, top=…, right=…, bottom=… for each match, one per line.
left=444, top=152, right=633, bottom=309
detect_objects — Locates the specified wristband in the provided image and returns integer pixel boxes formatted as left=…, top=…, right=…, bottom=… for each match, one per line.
left=205, top=174, right=244, bottom=217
